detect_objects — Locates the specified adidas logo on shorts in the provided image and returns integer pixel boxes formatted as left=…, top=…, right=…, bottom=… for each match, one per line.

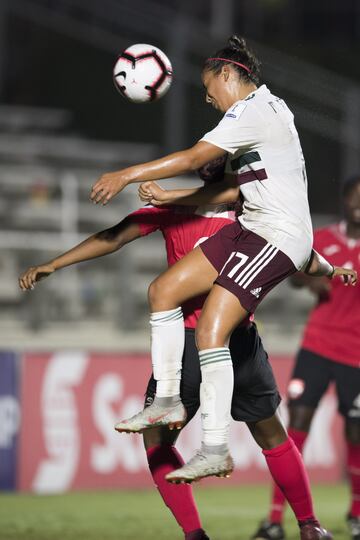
left=250, top=287, right=262, bottom=298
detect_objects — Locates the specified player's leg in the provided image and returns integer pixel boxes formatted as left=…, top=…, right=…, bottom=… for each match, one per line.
left=144, top=428, right=209, bottom=540
left=345, top=420, right=360, bottom=540
left=139, top=220, right=293, bottom=437
left=143, top=330, right=210, bottom=540
left=253, top=350, right=332, bottom=540
left=226, top=326, right=328, bottom=540
left=249, top=413, right=330, bottom=540
left=147, top=246, right=218, bottom=406
left=166, top=224, right=298, bottom=483
left=148, top=246, right=218, bottom=312
left=144, top=427, right=209, bottom=540
left=333, top=362, right=360, bottom=540
left=166, top=284, right=249, bottom=483
left=259, top=404, right=316, bottom=534
left=247, top=413, right=287, bottom=450
left=115, top=246, right=218, bottom=433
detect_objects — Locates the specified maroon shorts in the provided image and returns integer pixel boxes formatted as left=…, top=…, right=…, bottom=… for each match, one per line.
left=200, top=221, right=296, bottom=313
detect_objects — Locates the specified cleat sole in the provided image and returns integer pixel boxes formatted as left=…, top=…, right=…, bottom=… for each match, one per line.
left=166, top=468, right=233, bottom=484
left=216, top=470, right=232, bottom=478
left=114, top=426, right=144, bottom=434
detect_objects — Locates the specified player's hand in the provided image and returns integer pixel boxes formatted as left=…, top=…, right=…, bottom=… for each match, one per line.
left=138, top=181, right=168, bottom=206
left=332, top=266, right=357, bottom=286
left=90, top=172, right=129, bottom=205
left=19, top=263, right=56, bottom=291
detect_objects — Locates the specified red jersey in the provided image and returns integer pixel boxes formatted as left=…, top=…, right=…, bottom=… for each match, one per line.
left=301, top=222, right=360, bottom=367
left=129, top=204, right=235, bottom=328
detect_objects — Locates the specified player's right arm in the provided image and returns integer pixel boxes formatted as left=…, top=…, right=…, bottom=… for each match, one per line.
left=90, top=141, right=226, bottom=205
left=18, top=208, right=163, bottom=290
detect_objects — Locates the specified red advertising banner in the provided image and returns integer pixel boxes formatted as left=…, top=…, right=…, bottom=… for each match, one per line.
left=18, top=352, right=344, bottom=493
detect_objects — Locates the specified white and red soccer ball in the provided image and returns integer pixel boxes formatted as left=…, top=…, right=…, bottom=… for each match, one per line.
left=113, top=44, right=173, bottom=103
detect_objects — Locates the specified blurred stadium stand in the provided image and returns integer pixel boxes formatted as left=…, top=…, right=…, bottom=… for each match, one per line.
left=0, top=104, right=166, bottom=347
left=0, top=0, right=359, bottom=352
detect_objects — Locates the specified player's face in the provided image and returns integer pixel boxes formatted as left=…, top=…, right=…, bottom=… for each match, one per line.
left=344, top=181, right=360, bottom=225
left=202, top=69, right=232, bottom=113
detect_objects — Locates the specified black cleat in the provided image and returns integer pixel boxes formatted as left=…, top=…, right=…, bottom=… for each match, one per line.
left=299, top=520, right=332, bottom=540
left=185, top=529, right=210, bottom=540
left=251, top=519, right=286, bottom=540
left=347, top=514, right=360, bottom=540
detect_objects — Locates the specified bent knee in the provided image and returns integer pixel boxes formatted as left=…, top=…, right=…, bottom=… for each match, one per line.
left=196, top=323, right=228, bottom=350
left=148, top=278, right=162, bottom=310
left=148, top=277, right=177, bottom=311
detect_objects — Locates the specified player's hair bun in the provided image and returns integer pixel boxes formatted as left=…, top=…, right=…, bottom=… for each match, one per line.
left=204, top=34, right=261, bottom=85
left=228, top=35, right=247, bottom=52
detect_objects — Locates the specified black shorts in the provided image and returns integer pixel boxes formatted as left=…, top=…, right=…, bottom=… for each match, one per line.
left=287, top=348, right=360, bottom=421
left=145, top=324, right=281, bottom=424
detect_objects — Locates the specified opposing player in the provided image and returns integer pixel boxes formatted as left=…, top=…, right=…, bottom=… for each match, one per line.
left=19, top=160, right=354, bottom=540
left=90, top=35, right=317, bottom=481
left=252, top=176, right=360, bottom=540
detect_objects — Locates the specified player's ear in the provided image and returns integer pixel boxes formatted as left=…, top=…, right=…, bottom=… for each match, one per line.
left=222, top=65, right=231, bottom=82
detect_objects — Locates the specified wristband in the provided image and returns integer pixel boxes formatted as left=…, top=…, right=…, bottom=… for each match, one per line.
left=328, top=264, right=335, bottom=278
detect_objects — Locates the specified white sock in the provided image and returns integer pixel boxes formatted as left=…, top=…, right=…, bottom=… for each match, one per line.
left=150, top=307, right=184, bottom=398
left=199, top=347, right=233, bottom=448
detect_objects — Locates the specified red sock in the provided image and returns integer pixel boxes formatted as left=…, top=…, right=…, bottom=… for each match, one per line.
left=347, top=442, right=360, bottom=517
left=268, top=429, right=308, bottom=523
left=264, top=435, right=315, bottom=524
left=146, top=445, right=203, bottom=535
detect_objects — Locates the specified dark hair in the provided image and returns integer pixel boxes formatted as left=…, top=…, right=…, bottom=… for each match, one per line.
left=197, top=155, right=227, bottom=184
left=204, top=35, right=261, bottom=86
left=342, top=175, right=360, bottom=198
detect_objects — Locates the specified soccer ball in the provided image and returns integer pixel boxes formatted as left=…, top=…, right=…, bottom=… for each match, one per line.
left=113, top=44, right=173, bottom=103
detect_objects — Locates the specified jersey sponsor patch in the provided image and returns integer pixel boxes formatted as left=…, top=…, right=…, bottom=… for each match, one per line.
left=225, top=102, right=247, bottom=121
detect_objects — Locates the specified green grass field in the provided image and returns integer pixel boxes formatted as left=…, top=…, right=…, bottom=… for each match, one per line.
left=0, top=484, right=349, bottom=540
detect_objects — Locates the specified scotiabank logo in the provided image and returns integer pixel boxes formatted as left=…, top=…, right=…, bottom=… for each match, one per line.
left=32, top=352, right=88, bottom=493
left=18, top=354, right=343, bottom=493
left=19, top=352, right=152, bottom=492
left=90, top=372, right=146, bottom=474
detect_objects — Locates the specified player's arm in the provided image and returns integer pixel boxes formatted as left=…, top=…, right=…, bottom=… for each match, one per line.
left=138, top=179, right=239, bottom=206
left=18, top=217, right=142, bottom=291
left=90, top=141, right=226, bottom=205
left=294, top=249, right=357, bottom=293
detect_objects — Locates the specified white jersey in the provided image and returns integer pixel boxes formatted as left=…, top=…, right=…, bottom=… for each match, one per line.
left=200, top=84, right=313, bottom=270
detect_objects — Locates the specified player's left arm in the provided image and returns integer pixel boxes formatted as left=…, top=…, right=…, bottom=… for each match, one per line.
left=90, top=141, right=226, bottom=205
left=18, top=205, right=167, bottom=291
left=303, top=249, right=357, bottom=285
left=138, top=179, right=239, bottom=206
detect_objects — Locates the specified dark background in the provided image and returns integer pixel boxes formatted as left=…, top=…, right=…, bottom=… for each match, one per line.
left=2, top=0, right=360, bottom=213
